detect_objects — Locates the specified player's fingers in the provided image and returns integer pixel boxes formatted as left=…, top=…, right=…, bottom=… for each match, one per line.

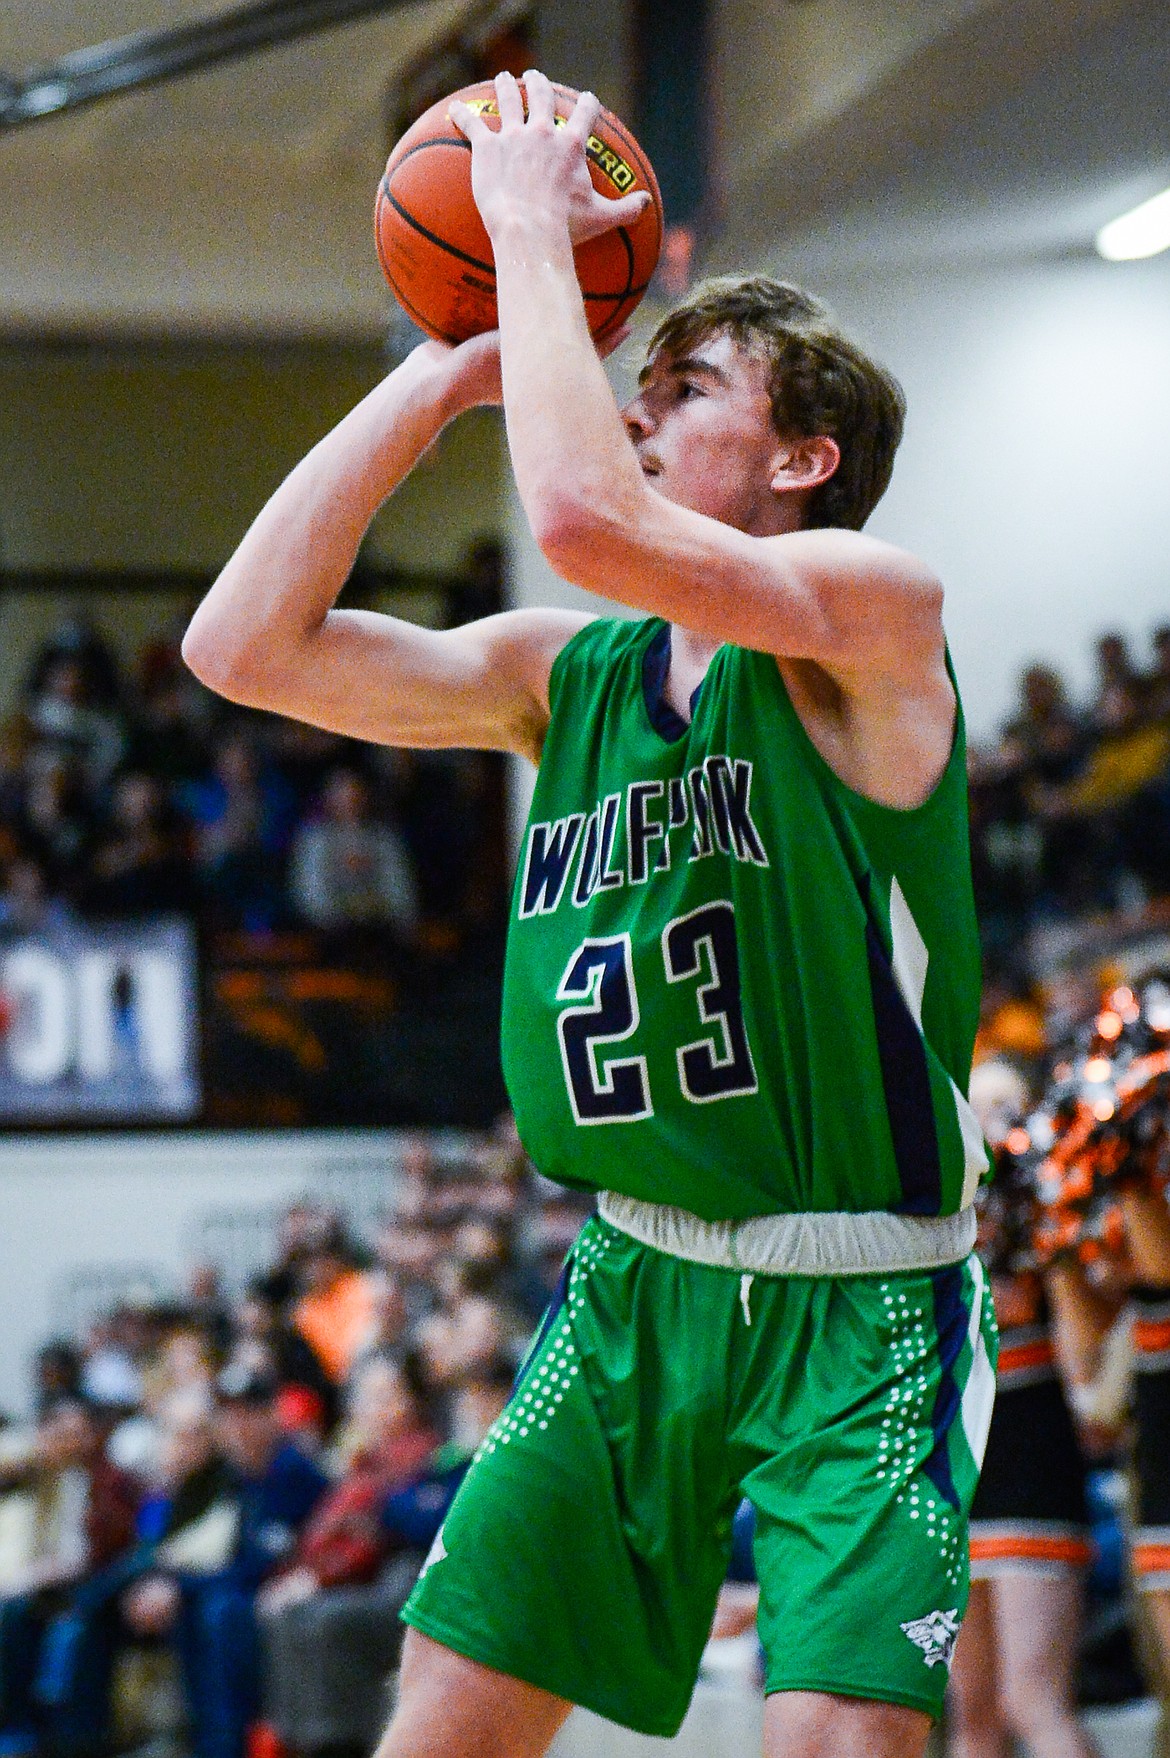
left=567, top=89, right=601, bottom=143
left=608, top=190, right=653, bottom=227
left=595, top=323, right=632, bottom=361
left=448, top=99, right=489, bottom=142
left=582, top=190, right=652, bottom=238
left=572, top=187, right=650, bottom=242
left=495, top=70, right=525, bottom=129
left=522, top=68, right=556, bottom=128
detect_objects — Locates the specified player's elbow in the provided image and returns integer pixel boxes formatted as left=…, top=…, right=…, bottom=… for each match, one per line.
left=527, top=485, right=631, bottom=581
left=527, top=490, right=587, bottom=572
left=181, top=613, right=268, bottom=707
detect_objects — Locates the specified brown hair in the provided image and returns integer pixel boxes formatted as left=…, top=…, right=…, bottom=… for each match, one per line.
left=647, top=275, right=906, bottom=531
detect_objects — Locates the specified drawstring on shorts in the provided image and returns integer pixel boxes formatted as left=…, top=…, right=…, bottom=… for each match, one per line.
left=739, top=1273, right=754, bottom=1326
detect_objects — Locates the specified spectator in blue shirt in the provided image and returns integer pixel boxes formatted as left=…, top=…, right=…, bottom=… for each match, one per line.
left=123, top=1365, right=327, bottom=1758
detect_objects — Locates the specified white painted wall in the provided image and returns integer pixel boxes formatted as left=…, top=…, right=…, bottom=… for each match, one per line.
left=763, top=250, right=1170, bottom=742
left=0, top=1130, right=402, bottom=1420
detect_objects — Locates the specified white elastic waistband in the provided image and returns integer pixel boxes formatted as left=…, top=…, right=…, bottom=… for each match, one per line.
left=597, top=1191, right=977, bottom=1277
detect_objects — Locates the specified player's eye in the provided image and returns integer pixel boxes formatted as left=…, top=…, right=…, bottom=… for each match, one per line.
left=678, top=380, right=702, bottom=399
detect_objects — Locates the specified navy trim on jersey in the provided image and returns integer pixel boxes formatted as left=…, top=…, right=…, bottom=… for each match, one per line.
left=642, top=623, right=704, bottom=744
left=923, top=1262, right=968, bottom=1510
left=513, top=1258, right=573, bottom=1392
left=863, top=908, right=944, bottom=1215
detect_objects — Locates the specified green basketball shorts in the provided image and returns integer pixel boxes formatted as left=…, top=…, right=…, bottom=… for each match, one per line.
left=402, top=1214, right=998, bottom=1735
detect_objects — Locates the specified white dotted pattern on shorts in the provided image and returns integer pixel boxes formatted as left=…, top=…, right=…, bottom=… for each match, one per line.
left=471, top=1225, right=614, bottom=1466
left=877, top=1280, right=964, bottom=1590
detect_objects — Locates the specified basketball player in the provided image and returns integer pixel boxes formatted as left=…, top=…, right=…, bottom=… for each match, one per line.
left=183, top=69, right=995, bottom=1758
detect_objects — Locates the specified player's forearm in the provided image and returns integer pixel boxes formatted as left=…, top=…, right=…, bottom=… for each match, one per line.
left=183, top=346, right=462, bottom=700
left=493, top=216, right=648, bottom=568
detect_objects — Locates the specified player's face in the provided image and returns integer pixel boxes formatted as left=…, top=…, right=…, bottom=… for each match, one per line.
left=621, top=332, right=785, bottom=533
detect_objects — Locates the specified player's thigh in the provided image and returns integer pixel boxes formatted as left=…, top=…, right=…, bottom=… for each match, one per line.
left=947, top=1579, right=1002, bottom=1731
left=376, top=1628, right=572, bottom=1758
left=763, top=1688, right=931, bottom=1758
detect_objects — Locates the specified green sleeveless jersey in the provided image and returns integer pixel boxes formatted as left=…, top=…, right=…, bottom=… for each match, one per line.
left=500, top=617, right=987, bottom=1222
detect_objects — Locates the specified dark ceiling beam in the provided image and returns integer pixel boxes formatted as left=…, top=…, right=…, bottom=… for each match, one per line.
left=0, top=0, right=422, bottom=130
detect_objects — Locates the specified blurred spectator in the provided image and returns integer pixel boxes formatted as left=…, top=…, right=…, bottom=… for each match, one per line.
left=32, top=1345, right=83, bottom=1421
left=968, top=627, right=1170, bottom=946
left=79, top=1313, right=146, bottom=1416
left=1144, top=625, right=1170, bottom=721
left=16, top=760, right=94, bottom=896
left=1002, top=664, right=1089, bottom=784
left=290, top=1222, right=378, bottom=1390
left=23, top=619, right=123, bottom=716
left=384, top=748, right=495, bottom=927
left=259, top=1353, right=438, bottom=1616
left=0, top=1399, right=139, bottom=1757
left=1090, top=631, right=1143, bottom=734
left=0, top=853, right=76, bottom=938
left=123, top=1366, right=327, bottom=1758
left=134, top=1393, right=234, bottom=1575
left=379, top=1354, right=514, bottom=1554
left=374, top=1216, right=440, bottom=1324
left=126, top=645, right=213, bottom=785
left=252, top=1204, right=323, bottom=1311
left=289, top=766, right=418, bottom=953
left=78, top=771, right=192, bottom=918
left=413, top=1259, right=522, bottom=1391
left=255, top=1354, right=445, bottom=1758
left=25, top=657, right=126, bottom=796
left=349, top=1273, right=411, bottom=1380
left=222, top=1282, right=337, bottom=1433
left=178, top=733, right=295, bottom=931
left=185, top=1264, right=234, bottom=1360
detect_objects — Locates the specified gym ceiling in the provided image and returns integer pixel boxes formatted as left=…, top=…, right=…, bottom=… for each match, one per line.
left=0, top=0, right=1165, bottom=340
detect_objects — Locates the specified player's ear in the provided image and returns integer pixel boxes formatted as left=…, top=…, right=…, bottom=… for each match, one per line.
left=769, top=434, right=840, bottom=498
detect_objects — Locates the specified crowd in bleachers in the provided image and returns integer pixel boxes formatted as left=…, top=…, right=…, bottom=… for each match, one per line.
left=0, top=1124, right=590, bottom=1758
left=0, top=605, right=503, bottom=958
left=970, top=625, right=1170, bottom=984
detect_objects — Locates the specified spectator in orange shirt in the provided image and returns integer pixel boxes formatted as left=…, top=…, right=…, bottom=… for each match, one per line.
left=290, top=1220, right=377, bottom=1387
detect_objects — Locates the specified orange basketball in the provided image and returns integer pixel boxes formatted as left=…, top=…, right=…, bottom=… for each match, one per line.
left=375, top=80, right=663, bottom=345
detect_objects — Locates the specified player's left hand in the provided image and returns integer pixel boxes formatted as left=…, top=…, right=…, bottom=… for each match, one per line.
left=449, top=68, right=650, bottom=245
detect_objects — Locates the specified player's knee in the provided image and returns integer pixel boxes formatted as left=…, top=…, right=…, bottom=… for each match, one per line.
left=764, top=1691, right=931, bottom=1758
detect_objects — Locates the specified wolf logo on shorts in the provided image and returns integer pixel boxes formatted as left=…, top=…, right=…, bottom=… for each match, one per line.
left=900, top=1608, right=961, bottom=1669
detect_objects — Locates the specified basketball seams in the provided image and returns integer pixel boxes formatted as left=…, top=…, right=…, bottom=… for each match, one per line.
left=388, top=134, right=472, bottom=172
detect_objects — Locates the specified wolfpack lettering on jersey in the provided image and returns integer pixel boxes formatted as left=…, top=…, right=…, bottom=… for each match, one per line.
left=518, top=814, right=584, bottom=918
left=520, top=756, right=769, bottom=919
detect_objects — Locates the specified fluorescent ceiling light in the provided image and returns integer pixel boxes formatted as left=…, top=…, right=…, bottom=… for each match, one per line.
left=1096, top=186, right=1170, bottom=261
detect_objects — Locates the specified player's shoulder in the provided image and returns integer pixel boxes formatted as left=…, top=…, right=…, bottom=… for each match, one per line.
left=762, top=526, right=942, bottom=603
left=762, top=526, right=945, bottom=683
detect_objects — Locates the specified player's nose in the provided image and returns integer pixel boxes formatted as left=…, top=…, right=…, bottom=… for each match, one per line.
left=622, top=394, right=654, bottom=442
